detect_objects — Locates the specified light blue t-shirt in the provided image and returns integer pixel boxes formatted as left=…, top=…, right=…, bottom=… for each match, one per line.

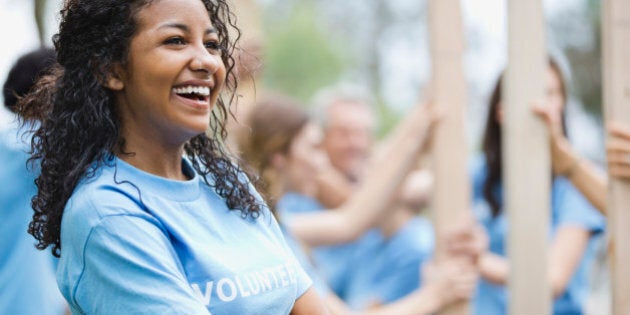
left=57, top=157, right=312, bottom=314
left=0, top=120, right=66, bottom=315
left=277, top=192, right=377, bottom=299
left=342, top=216, right=435, bottom=309
left=470, top=155, right=606, bottom=315
left=280, top=225, right=331, bottom=298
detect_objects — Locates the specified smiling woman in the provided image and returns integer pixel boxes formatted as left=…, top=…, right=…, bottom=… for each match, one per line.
left=17, top=0, right=328, bottom=314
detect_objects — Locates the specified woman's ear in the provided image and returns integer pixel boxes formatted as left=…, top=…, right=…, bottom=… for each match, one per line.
left=105, top=64, right=125, bottom=91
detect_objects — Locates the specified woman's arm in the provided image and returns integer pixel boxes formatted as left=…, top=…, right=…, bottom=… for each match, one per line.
left=479, top=226, right=590, bottom=298
left=323, top=260, right=476, bottom=315
left=288, top=104, right=438, bottom=246
left=547, top=226, right=591, bottom=297
left=532, top=103, right=608, bottom=214
left=291, top=288, right=331, bottom=315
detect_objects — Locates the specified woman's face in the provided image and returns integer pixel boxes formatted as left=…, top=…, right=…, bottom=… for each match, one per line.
left=113, top=0, right=226, bottom=145
left=495, top=66, right=565, bottom=124
left=545, top=66, right=565, bottom=113
left=284, top=122, right=330, bottom=194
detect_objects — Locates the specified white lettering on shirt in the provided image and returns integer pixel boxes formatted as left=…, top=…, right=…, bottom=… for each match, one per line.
left=190, top=262, right=301, bottom=306
left=217, top=278, right=237, bottom=302
left=191, top=281, right=214, bottom=305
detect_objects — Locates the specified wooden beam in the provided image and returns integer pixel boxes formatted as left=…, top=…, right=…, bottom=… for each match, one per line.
left=504, top=1, right=551, bottom=314
left=602, top=1, right=630, bottom=314
left=427, top=0, right=470, bottom=314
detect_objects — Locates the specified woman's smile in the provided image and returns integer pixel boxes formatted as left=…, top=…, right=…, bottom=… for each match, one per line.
left=172, top=81, right=214, bottom=111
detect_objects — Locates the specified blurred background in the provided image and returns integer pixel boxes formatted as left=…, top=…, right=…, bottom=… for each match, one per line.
left=0, top=0, right=610, bottom=313
left=0, top=0, right=606, bottom=162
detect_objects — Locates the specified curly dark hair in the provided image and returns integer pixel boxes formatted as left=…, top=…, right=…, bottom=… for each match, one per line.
left=482, top=58, right=568, bottom=218
left=18, top=0, right=264, bottom=257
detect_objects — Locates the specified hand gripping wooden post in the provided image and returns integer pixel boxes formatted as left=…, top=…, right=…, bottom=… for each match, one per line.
left=427, top=0, right=470, bottom=314
left=504, top=1, right=551, bottom=314
left=602, top=1, right=630, bottom=314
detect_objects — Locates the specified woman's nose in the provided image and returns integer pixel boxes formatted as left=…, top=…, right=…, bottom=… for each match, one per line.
left=190, top=45, right=222, bottom=75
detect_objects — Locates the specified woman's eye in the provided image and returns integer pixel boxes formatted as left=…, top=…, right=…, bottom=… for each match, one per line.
left=205, top=41, right=222, bottom=52
left=164, top=37, right=186, bottom=46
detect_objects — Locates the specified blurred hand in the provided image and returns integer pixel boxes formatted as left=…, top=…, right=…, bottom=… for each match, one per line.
left=445, top=218, right=488, bottom=264
left=532, top=101, right=576, bottom=176
left=421, top=260, right=478, bottom=308
left=607, top=122, right=630, bottom=180
left=398, top=169, right=433, bottom=210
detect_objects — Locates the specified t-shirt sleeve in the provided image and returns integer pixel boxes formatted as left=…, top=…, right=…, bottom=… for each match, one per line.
left=554, top=178, right=606, bottom=235
left=266, top=211, right=314, bottom=299
left=71, top=214, right=210, bottom=314
left=281, top=225, right=330, bottom=297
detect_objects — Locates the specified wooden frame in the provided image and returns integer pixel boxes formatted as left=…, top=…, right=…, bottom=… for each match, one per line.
left=428, top=0, right=470, bottom=313
left=504, top=1, right=551, bottom=314
left=602, top=1, right=630, bottom=314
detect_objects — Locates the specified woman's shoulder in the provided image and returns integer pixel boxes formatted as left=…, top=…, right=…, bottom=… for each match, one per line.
left=64, top=162, right=154, bottom=228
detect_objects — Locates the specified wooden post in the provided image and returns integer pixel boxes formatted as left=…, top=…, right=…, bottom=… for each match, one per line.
left=428, top=0, right=470, bottom=314
left=602, top=1, right=630, bottom=314
left=504, top=1, right=551, bottom=314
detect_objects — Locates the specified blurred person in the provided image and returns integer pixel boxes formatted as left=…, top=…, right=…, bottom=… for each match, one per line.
left=1, top=48, right=66, bottom=315
left=313, top=86, right=375, bottom=184
left=18, top=0, right=329, bottom=313
left=240, top=94, right=483, bottom=315
left=312, top=85, right=440, bottom=298
left=534, top=99, right=630, bottom=216
left=472, top=59, right=606, bottom=315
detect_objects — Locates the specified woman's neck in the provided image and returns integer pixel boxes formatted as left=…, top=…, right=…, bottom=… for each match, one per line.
left=118, top=127, right=188, bottom=180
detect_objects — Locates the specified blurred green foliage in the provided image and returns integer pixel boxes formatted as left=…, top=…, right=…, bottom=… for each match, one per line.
left=261, top=2, right=348, bottom=105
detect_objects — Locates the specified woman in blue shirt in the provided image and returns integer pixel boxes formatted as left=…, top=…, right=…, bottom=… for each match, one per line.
left=18, top=0, right=327, bottom=313
left=472, top=59, right=606, bottom=315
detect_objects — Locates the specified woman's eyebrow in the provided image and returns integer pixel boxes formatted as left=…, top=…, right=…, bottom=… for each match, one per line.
left=158, top=23, right=217, bottom=35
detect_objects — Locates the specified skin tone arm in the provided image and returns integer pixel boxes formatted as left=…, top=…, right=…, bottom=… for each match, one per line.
left=291, top=288, right=331, bottom=315
left=323, top=223, right=485, bottom=315
left=479, top=225, right=591, bottom=298
left=532, top=103, right=608, bottom=214
left=315, top=165, right=355, bottom=209
left=288, top=103, right=439, bottom=246
left=324, top=261, right=477, bottom=315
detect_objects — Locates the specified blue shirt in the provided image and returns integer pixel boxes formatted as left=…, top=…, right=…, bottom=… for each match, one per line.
left=471, top=155, right=606, bottom=315
left=57, top=157, right=311, bottom=314
left=280, top=225, right=331, bottom=298
left=343, top=216, right=435, bottom=309
left=0, top=120, right=66, bottom=315
left=277, top=192, right=374, bottom=299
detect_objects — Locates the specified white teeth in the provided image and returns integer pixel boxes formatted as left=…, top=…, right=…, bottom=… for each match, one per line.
left=172, top=85, right=211, bottom=96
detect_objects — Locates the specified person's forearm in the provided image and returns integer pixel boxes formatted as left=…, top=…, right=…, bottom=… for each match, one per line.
left=315, top=167, right=354, bottom=209
left=290, top=105, right=434, bottom=246
left=556, top=144, right=607, bottom=215
left=324, top=286, right=442, bottom=315
left=480, top=226, right=590, bottom=298
left=360, top=287, right=444, bottom=315
left=565, top=159, right=607, bottom=215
